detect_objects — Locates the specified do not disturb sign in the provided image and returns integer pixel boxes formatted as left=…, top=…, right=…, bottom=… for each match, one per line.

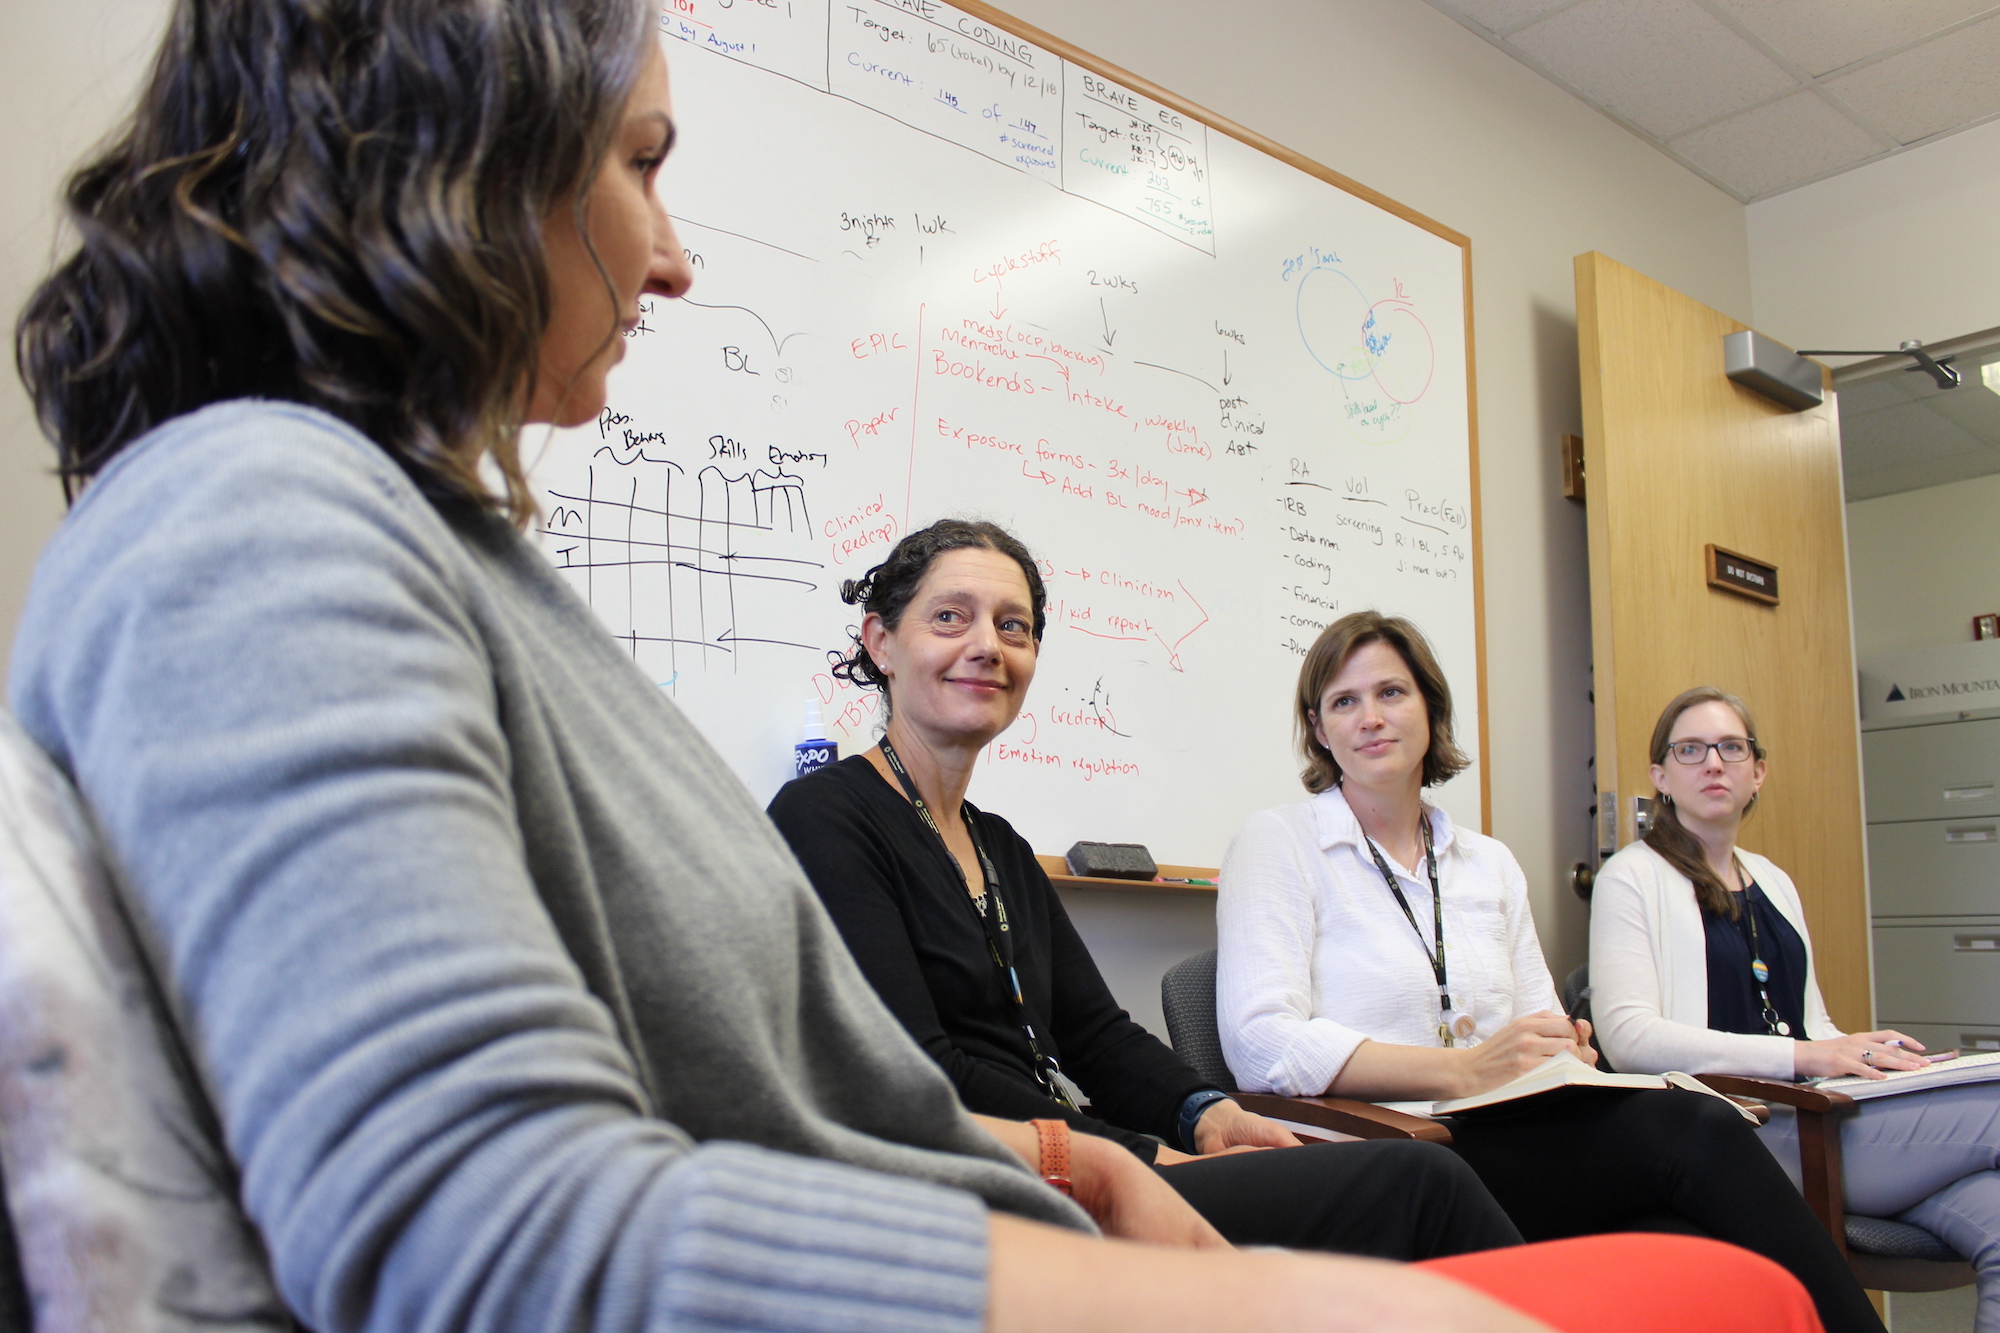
left=1705, top=544, right=1779, bottom=606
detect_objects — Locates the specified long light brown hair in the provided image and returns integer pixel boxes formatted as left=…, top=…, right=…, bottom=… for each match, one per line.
left=1644, top=686, right=1766, bottom=919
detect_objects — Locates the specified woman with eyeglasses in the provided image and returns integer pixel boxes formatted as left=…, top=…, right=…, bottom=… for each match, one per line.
left=1591, top=687, right=2000, bottom=1330
left=1218, top=615, right=1885, bottom=1333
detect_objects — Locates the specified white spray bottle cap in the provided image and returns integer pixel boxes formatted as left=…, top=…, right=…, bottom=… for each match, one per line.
left=802, top=700, right=827, bottom=742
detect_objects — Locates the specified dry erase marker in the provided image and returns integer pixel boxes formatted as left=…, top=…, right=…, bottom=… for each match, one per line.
left=1156, top=876, right=1217, bottom=887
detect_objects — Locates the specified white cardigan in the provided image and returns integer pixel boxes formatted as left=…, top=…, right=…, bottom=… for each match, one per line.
left=1590, top=841, right=1840, bottom=1079
left=1217, top=788, right=1560, bottom=1098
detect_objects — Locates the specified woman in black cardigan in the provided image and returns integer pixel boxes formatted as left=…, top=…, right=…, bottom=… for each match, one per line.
left=767, top=518, right=1519, bottom=1259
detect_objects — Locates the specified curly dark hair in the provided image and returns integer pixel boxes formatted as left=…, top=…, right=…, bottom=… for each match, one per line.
left=14, top=0, right=651, bottom=522
left=832, top=519, right=1047, bottom=712
left=1294, top=610, right=1471, bottom=792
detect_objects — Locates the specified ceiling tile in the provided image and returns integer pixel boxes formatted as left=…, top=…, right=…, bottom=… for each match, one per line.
left=1839, top=374, right=1931, bottom=416
left=1707, top=0, right=2000, bottom=78
left=1824, top=15, right=2000, bottom=143
left=1428, top=0, right=1579, bottom=35
left=1841, top=398, right=1991, bottom=474
left=1667, top=91, right=1882, bottom=198
left=1509, top=0, right=1798, bottom=138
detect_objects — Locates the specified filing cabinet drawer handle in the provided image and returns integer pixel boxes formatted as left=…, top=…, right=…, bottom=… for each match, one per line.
left=1946, top=825, right=1998, bottom=843
left=1945, top=784, right=1997, bottom=802
left=1954, top=935, right=2000, bottom=952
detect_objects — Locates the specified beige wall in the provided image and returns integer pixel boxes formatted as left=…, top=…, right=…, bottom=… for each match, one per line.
left=2, top=0, right=1756, bottom=995
left=2, top=0, right=172, bottom=670
left=1848, top=473, right=2000, bottom=664
left=1748, top=116, right=2000, bottom=355
left=1746, top=112, right=2000, bottom=674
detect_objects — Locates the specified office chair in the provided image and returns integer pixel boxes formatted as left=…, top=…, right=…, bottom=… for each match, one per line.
left=0, top=712, right=294, bottom=1332
left=1564, top=962, right=1971, bottom=1293
left=1159, top=948, right=1449, bottom=1143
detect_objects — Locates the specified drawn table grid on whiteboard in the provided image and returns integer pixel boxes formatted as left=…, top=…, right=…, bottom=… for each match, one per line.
left=526, top=0, right=1482, bottom=863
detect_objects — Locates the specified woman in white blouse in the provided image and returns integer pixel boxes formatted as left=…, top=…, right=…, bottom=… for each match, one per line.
left=1590, top=686, right=2000, bottom=1330
left=1218, top=612, right=1883, bottom=1333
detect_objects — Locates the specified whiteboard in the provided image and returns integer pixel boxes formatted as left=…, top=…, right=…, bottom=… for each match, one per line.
left=526, top=0, right=1486, bottom=862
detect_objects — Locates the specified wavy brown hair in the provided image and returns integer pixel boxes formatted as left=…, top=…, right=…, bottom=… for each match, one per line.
left=1294, top=611, right=1470, bottom=793
left=1645, top=686, right=1766, bottom=920
left=15, top=0, right=650, bottom=522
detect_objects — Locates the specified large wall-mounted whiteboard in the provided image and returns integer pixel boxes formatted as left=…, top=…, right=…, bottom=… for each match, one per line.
left=527, top=0, right=1486, bottom=860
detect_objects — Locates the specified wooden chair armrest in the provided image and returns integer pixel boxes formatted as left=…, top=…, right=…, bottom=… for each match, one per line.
left=1694, top=1074, right=1858, bottom=1115
left=1726, top=1096, right=1771, bottom=1125
left=1695, top=1075, right=1854, bottom=1252
left=1234, top=1093, right=1455, bottom=1144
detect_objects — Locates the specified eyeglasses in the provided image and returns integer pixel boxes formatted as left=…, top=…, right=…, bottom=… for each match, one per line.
left=1667, top=738, right=1756, bottom=765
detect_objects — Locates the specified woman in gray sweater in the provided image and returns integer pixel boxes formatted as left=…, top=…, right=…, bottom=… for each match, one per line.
left=6, top=0, right=1823, bottom=1329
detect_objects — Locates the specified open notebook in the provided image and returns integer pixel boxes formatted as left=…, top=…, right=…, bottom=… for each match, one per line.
left=1812, top=1049, right=2000, bottom=1101
left=1380, top=1050, right=1760, bottom=1123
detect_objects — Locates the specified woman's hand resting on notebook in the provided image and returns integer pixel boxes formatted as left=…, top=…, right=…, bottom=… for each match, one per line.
left=1793, top=1030, right=1927, bottom=1079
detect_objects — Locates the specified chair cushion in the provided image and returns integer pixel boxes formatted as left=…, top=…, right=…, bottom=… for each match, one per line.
left=1160, top=949, right=1236, bottom=1091
left=0, top=712, right=292, bottom=1331
left=1845, top=1214, right=1962, bottom=1261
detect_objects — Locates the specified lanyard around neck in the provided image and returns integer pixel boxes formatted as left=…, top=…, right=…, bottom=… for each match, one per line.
left=1362, top=811, right=1449, bottom=1012
left=877, top=739, right=1078, bottom=1110
left=1735, top=862, right=1788, bottom=1038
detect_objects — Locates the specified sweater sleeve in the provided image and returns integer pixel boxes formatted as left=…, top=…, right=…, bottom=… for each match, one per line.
left=1589, top=850, right=1800, bottom=1079
left=767, top=774, right=1170, bottom=1159
left=8, top=406, right=992, bottom=1333
left=1216, top=809, right=1364, bottom=1097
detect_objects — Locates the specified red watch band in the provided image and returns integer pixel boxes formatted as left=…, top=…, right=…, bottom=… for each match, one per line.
left=1030, top=1118, right=1073, bottom=1197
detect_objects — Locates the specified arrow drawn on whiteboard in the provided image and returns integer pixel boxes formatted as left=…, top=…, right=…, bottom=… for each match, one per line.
left=715, top=629, right=820, bottom=651
left=1133, top=360, right=1217, bottom=393
left=680, top=298, right=807, bottom=355
left=1151, top=581, right=1210, bottom=673
left=989, top=288, right=1008, bottom=321
left=1222, top=348, right=1232, bottom=387
left=1099, top=298, right=1117, bottom=350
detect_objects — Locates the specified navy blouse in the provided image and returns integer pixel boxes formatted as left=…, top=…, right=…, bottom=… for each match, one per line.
left=1703, top=881, right=1810, bottom=1039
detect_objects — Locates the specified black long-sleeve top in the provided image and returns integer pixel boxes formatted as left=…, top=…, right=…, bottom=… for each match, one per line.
left=768, top=756, right=1214, bottom=1161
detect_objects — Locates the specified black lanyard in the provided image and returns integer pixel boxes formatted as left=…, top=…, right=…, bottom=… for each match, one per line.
left=1362, top=813, right=1452, bottom=1039
left=1736, top=866, right=1789, bottom=1038
left=878, top=739, right=1077, bottom=1110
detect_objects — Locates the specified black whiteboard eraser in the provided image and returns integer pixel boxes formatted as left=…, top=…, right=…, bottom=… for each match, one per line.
left=1064, top=841, right=1158, bottom=881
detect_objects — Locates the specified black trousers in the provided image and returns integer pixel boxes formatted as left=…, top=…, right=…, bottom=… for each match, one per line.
left=1446, top=1088, right=1883, bottom=1333
left=1156, top=1138, right=1523, bottom=1260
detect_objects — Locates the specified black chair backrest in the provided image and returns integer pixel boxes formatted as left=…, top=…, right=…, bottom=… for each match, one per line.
left=0, top=1154, right=29, bottom=1333
left=1160, top=949, right=1236, bottom=1092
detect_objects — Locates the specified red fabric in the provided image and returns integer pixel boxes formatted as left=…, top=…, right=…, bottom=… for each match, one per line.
left=1420, top=1234, right=1826, bottom=1333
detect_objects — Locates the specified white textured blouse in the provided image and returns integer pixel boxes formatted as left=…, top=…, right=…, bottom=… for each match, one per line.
left=1216, top=787, right=1561, bottom=1098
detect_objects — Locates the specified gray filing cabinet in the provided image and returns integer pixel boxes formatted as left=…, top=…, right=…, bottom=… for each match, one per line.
left=1864, top=710, right=2000, bottom=1052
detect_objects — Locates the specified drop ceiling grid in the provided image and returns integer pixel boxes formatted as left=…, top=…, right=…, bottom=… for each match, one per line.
left=1422, top=0, right=2000, bottom=202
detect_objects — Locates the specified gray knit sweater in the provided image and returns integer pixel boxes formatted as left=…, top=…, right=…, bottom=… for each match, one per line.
left=8, top=400, right=1089, bottom=1332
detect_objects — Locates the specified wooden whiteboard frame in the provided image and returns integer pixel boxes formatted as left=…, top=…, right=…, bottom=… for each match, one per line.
left=953, top=0, right=1491, bottom=828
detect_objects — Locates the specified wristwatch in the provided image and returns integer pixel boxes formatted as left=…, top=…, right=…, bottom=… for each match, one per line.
left=1176, top=1088, right=1234, bottom=1153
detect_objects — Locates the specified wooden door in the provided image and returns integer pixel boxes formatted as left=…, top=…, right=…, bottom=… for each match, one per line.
left=1576, top=251, right=1871, bottom=1031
